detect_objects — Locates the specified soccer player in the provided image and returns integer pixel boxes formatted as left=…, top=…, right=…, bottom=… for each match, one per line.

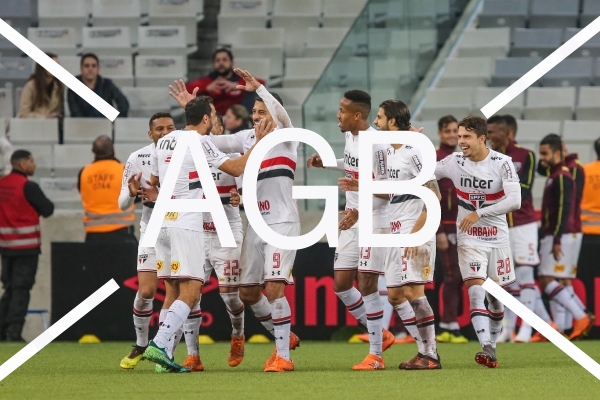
left=536, top=134, right=593, bottom=340
left=118, top=112, right=177, bottom=370
left=142, top=95, right=271, bottom=372
left=503, top=114, right=517, bottom=142
left=487, top=115, right=546, bottom=343
left=306, top=91, right=395, bottom=370
left=435, top=116, right=521, bottom=368
left=168, top=70, right=301, bottom=372
left=433, top=115, right=468, bottom=344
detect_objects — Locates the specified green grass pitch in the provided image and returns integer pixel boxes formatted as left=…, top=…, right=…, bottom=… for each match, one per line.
left=0, top=341, right=598, bottom=399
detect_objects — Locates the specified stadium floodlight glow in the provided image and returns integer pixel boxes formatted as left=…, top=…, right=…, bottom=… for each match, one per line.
left=481, top=16, right=600, bottom=118
left=243, top=128, right=339, bottom=250
left=0, top=279, right=119, bottom=382
left=0, top=19, right=119, bottom=121
left=357, top=131, right=441, bottom=248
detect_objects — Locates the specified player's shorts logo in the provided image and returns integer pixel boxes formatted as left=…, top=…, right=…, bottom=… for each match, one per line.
left=138, top=254, right=148, bottom=264
left=423, top=266, right=431, bottom=279
left=554, top=264, right=565, bottom=273
left=470, top=261, right=481, bottom=272
left=469, top=193, right=485, bottom=208
left=334, top=253, right=338, bottom=263
left=171, top=261, right=180, bottom=273
left=157, top=260, right=163, bottom=271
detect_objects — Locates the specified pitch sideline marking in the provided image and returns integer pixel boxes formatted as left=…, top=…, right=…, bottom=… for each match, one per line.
left=0, top=279, right=119, bottom=382
left=483, top=279, right=600, bottom=380
left=0, top=19, right=119, bottom=121
left=481, top=16, right=600, bottom=118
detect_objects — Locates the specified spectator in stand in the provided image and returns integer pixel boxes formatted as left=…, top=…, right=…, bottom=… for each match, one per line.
left=212, top=113, right=225, bottom=135
left=67, top=53, right=129, bottom=118
left=186, top=48, right=266, bottom=115
left=17, top=52, right=64, bottom=119
left=224, top=104, right=252, bottom=134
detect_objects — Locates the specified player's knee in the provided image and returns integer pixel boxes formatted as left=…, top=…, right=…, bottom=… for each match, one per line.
left=515, top=265, right=535, bottom=285
left=239, top=286, right=261, bottom=305
left=138, top=287, right=155, bottom=299
left=538, top=276, right=553, bottom=288
left=357, top=275, right=378, bottom=296
left=265, top=282, right=285, bottom=302
left=387, top=291, right=406, bottom=306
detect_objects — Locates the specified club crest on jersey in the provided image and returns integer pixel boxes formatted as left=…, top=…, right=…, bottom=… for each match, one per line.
left=138, top=254, right=148, bottom=264
left=470, top=262, right=481, bottom=272
left=469, top=193, right=485, bottom=208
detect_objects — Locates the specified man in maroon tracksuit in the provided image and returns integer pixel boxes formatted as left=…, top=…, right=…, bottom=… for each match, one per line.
left=537, top=134, right=593, bottom=340
left=487, top=115, right=542, bottom=342
left=433, top=115, right=468, bottom=343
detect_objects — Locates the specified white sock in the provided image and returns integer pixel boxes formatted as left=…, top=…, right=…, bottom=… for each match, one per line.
left=336, top=287, right=367, bottom=327
left=168, top=327, right=183, bottom=359
left=250, top=295, right=274, bottom=336
left=564, top=286, right=582, bottom=331
left=545, top=281, right=586, bottom=320
left=363, top=292, right=383, bottom=357
left=410, top=296, right=437, bottom=359
left=133, top=293, right=153, bottom=347
left=504, top=280, right=520, bottom=334
left=468, top=285, right=491, bottom=348
left=183, top=300, right=201, bottom=357
left=271, top=297, right=292, bottom=361
left=517, top=267, right=537, bottom=339
left=378, top=276, right=392, bottom=330
left=159, top=309, right=168, bottom=325
left=153, top=300, right=190, bottom=350
left=486, top=293, right=504, bottom=349
left=221, top=292, right=245, bottom=338
left=550, top=300, right=567, bottom=333
left=394, top=301, right=424, bottom=354
left=534, top=286, right=552, bottom=323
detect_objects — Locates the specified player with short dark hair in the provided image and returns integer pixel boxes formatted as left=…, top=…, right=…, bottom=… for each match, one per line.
left=503, top=115, right=517, bottom=141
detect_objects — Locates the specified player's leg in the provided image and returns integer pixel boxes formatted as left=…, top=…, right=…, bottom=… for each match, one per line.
left=378, top=276, right=393, bottom=330
left=334, top=227, right=367, bottom=327
left=403, top=283, right=441, bottom=369
left=486, top=247, right=516, bottom=352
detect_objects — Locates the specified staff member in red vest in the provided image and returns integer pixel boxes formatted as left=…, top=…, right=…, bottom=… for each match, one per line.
left=0, top=150, right=54, bottom=341
left=78, top=136, right=136, bottom=243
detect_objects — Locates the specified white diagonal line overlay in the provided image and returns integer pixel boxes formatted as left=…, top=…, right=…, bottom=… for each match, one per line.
left=0, top=18, right=119, bottom=121
left=482, top=279, right=600, bottom=380
left=0, top=279, right=119, bottom=382
left=481, top=16, right=600, bottom=118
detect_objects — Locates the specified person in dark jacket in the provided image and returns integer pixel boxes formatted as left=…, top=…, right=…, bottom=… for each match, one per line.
left=67, top=53, right=129, bottom=118
left=0, top=150, right=54, bottom=342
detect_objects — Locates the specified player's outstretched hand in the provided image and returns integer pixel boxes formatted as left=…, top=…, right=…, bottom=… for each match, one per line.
left=140, top=180, right=159, bottom=203
left=338, top=177, right=359, bottom=192
left=230, top=188, right=241, bottom=207
left=169, top=79, right=198, bottom=109
left=255, top=118, right=275, bottom=141
left=459, top=211, right=480, bottom=232
left=234, top=68, right=261, bottom=92
left=339, top=209, right=358, bottom=230
left=128, top=172, right=142, bottom=197
left=306, top=153, right=324, bottom=168
left=409, top=125, right=425, bottom=133
left=552, top=243, right=563, bottom=262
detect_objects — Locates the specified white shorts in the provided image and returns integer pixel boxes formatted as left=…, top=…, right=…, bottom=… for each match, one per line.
left=334, top=225, right=359, bottom=271
left=137, top=230, right=157, bottom=273
left=571, top=232, right=583, bottom=274
left=539, top=234, right=579, bottom=279
left=155, top=227, right=205, bottom=282
left=239, top=222, right=300, bottom=286
left=509, top=222, right=540, bottom=266
left=358, top=228, right=389, bottom=274
left=384, top=239, right=436, bottom=287
left=204, top=235, right=242, bottom=287
left=458, top=245, right=515, bottom=286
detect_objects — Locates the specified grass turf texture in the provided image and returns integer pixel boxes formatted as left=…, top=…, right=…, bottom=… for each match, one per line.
left=0, top=341, right=598, bottom=399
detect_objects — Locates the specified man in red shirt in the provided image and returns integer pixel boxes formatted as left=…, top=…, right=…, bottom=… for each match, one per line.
left=186, top=49, right=266, bottom=115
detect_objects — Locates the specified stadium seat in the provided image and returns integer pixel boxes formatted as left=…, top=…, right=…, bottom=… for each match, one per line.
left=271, top=0, right=322, bottom=57
left=581, top=0, right=600, bottom=28
left=38, top=178, right=81, bottom=209
left=99, top=56, right=134, bottom=88
left=456, top=27, right=510, bottom=58
left=491, top=57, right=542, bottom=87
left=274, top=88, right=311, bottom=107
left=234, top=58, right=271, bottom=84
left=414, top=120, right=439, bottom=143
left=0, top=26, right=23, bottom=57
left=477, top=0, right=528, bottom=30
left=516, top=120, right=562, bottom=142
left=371, top=57, right=413, bottom=87
left=388, top=29, right=436, bottom=77
left=135, top=55, right=187, bottom=88
left=55, top=56, right=80, bottom=77
left=304, top=28, right=349, bottom=58
left=540, top=57, right=593, bottom=88
left=437, top=57, right=494, bottom=88
left=91, top=0, right=142, bottom=44
left=576, top=87, right=600, bottom=120
left=562, top=120, right=599, bottom=164
left=8, top=118, right=59, bottom=144
left=217, top=0, right=268, bottom=46
left=510, top=28, right=563, bottom=58
left=286, top=106, right=303, bottom=127
left=81, top=27, right=134, bottom=56
left=0, top=0, right=32, bottom=32
left=23, top=145, right=54, bottom=178
left=148, top=0, right=203, bottom=46
left=53, top=144, right=92, bottom=177
left=564, top=28, right=600, bottom=58
left=524, top=87, right=575, bottom=121
left=473, top=87, right=524, bottom=119
left=137, top=26, right=191, bottom=57
left=322, top=0, right=367, bottom=28
left=364, top=28, right=391, bottom=58
left=120, top=87, right=176, bottom=118
left=38, top=0, right=90, bottom=44
left=418, top=88, right=473, bottom=121
left=115, top=142, right=144, bottom=163
left=232, top=28, right=285, bottom=77
left=114, top=118, right=150, bottom=143
left=282, top=57, right=330, bottom=88
left=27, top=27, right=79, bottom=56
left=63, top=118, right=112, bottom=144
left=0, top=57, right=34, bottom=90
left=529, top=0, right=579, bottom=30
left=0, top=88, right=14, bottom=118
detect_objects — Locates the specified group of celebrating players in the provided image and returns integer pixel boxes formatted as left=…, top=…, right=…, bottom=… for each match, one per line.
left=116, top=67, right=594, bottom=373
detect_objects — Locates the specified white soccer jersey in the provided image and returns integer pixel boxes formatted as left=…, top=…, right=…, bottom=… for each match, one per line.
left=151, top=130, right=228, bottom=231
left=435, top=149, right=520, bottom=248
left=119, top=143, right=155, bottom=228
left=343, top=127, right=391, bottom=228
left=203, top=153, right=243, bottom=238
left=387, top=144, right=436, bottom=234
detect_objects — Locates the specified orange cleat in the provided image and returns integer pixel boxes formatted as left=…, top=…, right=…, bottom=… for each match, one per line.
left=395, top=335, right=416, bottom=344
left=264, top=355, right=294, bottom=372
left=531, top=322, right=558, bottom=342
left=382, top=330, right=395, bottom=351
left=264, top=332, right=300, bottom=369
left=352, top=354, right=385, bottom=371
left=183, top=355, right=204, bottom=372
left=569, top=314, right=595, bottom=341
left=228, top=335, right=245, bottom=367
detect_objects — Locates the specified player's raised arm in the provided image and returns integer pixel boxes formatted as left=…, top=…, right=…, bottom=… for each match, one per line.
left=435, top=154, right=452, bottom=180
